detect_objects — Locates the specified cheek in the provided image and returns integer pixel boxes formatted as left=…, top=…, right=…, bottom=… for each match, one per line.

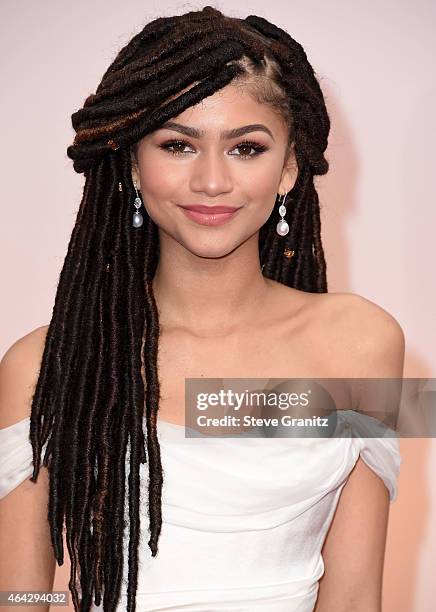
left=138, top=158, right=178, bottom=200
left=239, top=157, right=283, bottom=199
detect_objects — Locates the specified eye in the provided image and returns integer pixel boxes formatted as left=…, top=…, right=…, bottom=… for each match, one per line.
left=159, top=140, right=194, bottom=156
left=158, top=139, right=268, bottom=159
left=230, top=140, right=269, bottom=159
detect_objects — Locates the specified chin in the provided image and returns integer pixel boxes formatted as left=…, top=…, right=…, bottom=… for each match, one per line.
left=180, top=237, right=243, bottom=261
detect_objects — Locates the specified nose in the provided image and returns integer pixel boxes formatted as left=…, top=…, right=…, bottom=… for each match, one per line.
left=189, top=149, right=233, bottom=197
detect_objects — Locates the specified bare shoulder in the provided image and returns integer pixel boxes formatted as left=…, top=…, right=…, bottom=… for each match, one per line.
left=320, top=291, right=406, bottom=376
left=0, top=324, right=50, bottom=428
left=268, top=281, right=405, bottom=348
left=321, top=291, right=405, bottom=342
left=271, top=281, right=403, bottom=333
left=271, top=283, right=405, bottom=374
left=0, top=323, right=57, bottom=591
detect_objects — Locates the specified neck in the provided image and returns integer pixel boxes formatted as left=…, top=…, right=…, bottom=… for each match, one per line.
left=151, top=233, right=270, bottom=336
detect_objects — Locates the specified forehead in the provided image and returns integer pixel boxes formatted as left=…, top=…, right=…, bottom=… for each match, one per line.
left=158, top=83, right=284, bottom=137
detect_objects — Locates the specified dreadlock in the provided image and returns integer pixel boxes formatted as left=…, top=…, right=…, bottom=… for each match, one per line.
left=28, top=5, right=331, bottom=611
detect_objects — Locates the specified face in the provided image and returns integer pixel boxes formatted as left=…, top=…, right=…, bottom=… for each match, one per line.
left=131, top=82, right=297, bottom=259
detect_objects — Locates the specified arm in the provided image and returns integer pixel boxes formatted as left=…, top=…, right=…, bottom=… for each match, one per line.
left=0, top=325, right=56, bottom=612
left=314, top=295, right=405, bottom=612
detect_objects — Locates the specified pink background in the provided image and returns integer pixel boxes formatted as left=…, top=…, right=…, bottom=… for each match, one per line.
left=1, top=1, right=435, bottom=610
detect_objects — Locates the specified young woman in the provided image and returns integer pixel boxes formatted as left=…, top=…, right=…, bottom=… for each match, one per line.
left=0, top=6, right=404, bottom=611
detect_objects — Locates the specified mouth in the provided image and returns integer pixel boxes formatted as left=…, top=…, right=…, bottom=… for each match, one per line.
left=177, top=205, right=243, bottom=226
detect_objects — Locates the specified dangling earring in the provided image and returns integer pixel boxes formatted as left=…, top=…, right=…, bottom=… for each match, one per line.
left=132, top=181, right=143, bottom=228
left=276, top=192, right=289, bottom=236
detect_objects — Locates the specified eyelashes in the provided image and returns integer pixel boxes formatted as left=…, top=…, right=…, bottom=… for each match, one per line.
left=158, top=139, right=269, bottom=160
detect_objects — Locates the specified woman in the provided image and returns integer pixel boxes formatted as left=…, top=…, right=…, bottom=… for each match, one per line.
left=0, top=5, right=404, bottom=611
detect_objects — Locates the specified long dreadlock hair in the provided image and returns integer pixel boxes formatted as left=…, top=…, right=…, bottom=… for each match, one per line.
left=28, top=6, right=330, bottom=611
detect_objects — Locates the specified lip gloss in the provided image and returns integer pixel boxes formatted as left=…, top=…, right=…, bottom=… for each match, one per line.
left=179, top=207, right=241, bottom=226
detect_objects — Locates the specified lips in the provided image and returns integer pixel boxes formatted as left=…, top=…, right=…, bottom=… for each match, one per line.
left=179, top=205, right=241, bottom=213
left=178, top=204, right=242, bottom=226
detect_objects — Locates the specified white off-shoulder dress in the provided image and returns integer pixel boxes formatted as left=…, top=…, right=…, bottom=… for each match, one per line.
left=0, top=411, right=401, bottom=611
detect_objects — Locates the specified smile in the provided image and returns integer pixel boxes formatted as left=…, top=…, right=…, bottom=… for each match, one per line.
left=178, top=207, right=242, bottom=226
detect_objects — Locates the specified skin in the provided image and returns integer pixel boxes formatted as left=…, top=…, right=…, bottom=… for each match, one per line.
left=0, top=82, right=405, bottom=611
left=131, top=82, right=298, bottom=334
left=131, top=82, right=405, bottom=611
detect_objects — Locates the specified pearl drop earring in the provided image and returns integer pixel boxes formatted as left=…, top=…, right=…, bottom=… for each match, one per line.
left=132, top=181, right=143, bottom=228
left=276, top=192, right=289, bottom=236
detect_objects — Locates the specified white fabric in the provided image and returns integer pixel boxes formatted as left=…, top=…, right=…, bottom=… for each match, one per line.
left=0, top=412, right=401, bottom=611
left=0, top=416, right=39, bottom=498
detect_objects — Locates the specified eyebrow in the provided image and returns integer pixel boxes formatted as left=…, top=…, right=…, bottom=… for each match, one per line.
left=158, top=121, right=275, bottom=142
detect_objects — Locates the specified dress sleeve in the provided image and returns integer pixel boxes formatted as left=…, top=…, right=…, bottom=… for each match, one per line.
left=337, top=410, right=402, bottom=502
left=0, top=417, right=34, bottom=499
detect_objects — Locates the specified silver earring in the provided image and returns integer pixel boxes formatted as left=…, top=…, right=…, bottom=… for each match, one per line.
left=132, top=181, right=143, bottom=228
left=276, top=192, right=289, bottom=236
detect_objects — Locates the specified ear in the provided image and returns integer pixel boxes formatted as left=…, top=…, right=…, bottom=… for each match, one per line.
left=278, top=143, right=298, bottom=196
left=130, top=146, right=141, bottom=188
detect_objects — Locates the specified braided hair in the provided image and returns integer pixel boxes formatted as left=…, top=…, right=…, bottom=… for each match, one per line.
left=28, top=6, right=330, bottom=611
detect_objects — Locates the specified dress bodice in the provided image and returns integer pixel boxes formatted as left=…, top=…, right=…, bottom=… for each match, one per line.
left=0, top=411, right=401, bottom=611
